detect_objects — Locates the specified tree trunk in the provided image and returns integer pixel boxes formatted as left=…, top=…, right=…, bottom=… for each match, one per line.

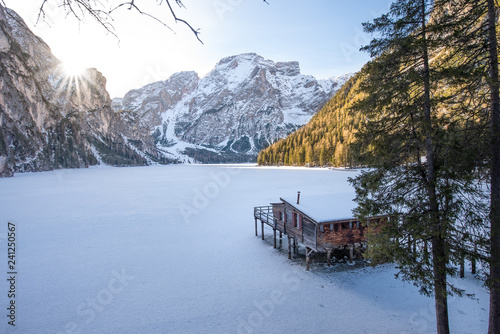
left=433, top=236, right=450, bottom=334
left=487, top=0, right=500, bottom=332
left=421, top=1, right=449, bottom=333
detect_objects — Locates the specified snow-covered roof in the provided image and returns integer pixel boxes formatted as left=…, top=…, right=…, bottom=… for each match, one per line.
left=280, top=193, right=357, bottom=223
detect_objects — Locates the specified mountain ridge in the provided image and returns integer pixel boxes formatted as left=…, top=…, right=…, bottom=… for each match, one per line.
left=113, top=53, right=351, bottom=163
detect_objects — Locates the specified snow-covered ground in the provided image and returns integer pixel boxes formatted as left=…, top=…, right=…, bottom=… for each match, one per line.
left=0, top=164, right=489, bottom=333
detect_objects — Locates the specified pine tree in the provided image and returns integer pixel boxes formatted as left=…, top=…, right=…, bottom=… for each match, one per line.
left=427, top=1, right=500, bottom=330
left=319, top=146, right=326, bottom=167
left=485, top=1, right=500, bottom=331
left=349, top=1, right=489, bottom=333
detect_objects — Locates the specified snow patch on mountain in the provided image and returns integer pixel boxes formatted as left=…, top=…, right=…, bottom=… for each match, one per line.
left=114, top=53, right=352, bottom=163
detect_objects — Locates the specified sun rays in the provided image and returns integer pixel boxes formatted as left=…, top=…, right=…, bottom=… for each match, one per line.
left=61, top=60, right=87, bottom=78
left=54, top=62, right=103, bottom=111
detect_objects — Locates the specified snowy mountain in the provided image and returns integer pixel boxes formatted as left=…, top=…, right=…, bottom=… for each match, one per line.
left=0, top=5, right=350, bottom=176
left=114, top=53, right=351, bottom=162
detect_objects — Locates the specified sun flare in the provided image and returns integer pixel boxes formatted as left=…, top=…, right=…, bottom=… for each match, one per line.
left=61, top=60, right=87, bottom=77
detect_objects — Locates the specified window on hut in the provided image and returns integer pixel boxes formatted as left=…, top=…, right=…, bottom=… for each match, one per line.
left=320, top=224, right=324, bottom=233
left=293, top=212, right=298, bottom=228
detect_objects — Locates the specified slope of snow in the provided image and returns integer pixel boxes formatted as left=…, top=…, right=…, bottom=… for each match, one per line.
left=282, top=107, right=316, bottom=125
left=213, top=54, right=260, bottom=90
left=281, top=193, right=358, bottom=223
left=0, top=165, right=488, bottom=333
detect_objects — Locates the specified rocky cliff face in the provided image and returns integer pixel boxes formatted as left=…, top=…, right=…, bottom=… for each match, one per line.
left=0, top=6, right=164, bottom=177
left=114, top=53, right=350, bottom=162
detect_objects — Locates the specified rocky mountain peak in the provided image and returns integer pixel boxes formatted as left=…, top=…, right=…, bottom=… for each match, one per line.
left=216, top=52, right=262, bottom=66
left=114, top=53, right=351, bottom=163
left=276, top=61, right=300, bottom=76
left=4, top=8, right=58, bottom=73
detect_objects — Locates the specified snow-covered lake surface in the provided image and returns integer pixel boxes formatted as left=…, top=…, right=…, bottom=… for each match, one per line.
left=0, top=164, right=489, bottom=333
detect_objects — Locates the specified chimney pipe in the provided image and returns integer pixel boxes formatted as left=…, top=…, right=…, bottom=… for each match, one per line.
left=297, top=191, right=301, bottom=205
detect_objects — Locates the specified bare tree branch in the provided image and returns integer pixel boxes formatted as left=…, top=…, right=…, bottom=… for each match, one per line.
left=31, top=0, right=270, bottom=44
left=38, top=0, right=118, bottom=39
left=164, top=0, right=203, bottom=44
left=35, top=0, right=207, bottom=43
left=109, top=1, right=176, bottom=35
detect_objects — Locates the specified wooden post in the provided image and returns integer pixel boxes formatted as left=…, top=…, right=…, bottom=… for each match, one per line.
left=460, top=254, right=465, bottom=278
left=273, top=229, right=277, bottom=248
left=288, top=236, right=292, bottom=259
left=293, top=238, right=297, bottom=254
left=327, top=249, right=332, bottom=267
left=349, top=244, right=354, bottom=263
left=472, top=245, right=477, bottom=274
left=279, top=231, right=282, bottom=239
left=306, top=247, right=311, bottom=271
left=261, top=221, right=264, bottom=241
left=255, top=218, right=258, bottom=237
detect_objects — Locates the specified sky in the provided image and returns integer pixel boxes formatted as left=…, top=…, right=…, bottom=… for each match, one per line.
left=4, top=0, right=392, bottom=98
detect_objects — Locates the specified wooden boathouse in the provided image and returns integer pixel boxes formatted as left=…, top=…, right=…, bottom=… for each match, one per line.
left=254, top=192, right=387, bottom=270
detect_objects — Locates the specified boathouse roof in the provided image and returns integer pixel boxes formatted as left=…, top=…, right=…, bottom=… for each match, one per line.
left=280, top=193, right=357, bottom=223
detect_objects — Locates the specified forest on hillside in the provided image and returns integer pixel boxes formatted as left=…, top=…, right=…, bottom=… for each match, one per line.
left=257, top=74, right=363, bottom=167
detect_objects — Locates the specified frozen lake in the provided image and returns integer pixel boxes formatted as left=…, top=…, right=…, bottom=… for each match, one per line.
left=0, top=164, right=489, bottom=333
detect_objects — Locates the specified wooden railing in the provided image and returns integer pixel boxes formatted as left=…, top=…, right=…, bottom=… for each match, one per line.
left=254, top=206, right=274, bottom=227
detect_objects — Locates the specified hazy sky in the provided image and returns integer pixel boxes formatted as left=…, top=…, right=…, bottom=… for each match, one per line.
left=5, top=1, right=391, bottom=98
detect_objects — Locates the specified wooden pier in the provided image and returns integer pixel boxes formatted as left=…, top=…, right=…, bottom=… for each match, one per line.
left=254, top=205, right=282, bottom=249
